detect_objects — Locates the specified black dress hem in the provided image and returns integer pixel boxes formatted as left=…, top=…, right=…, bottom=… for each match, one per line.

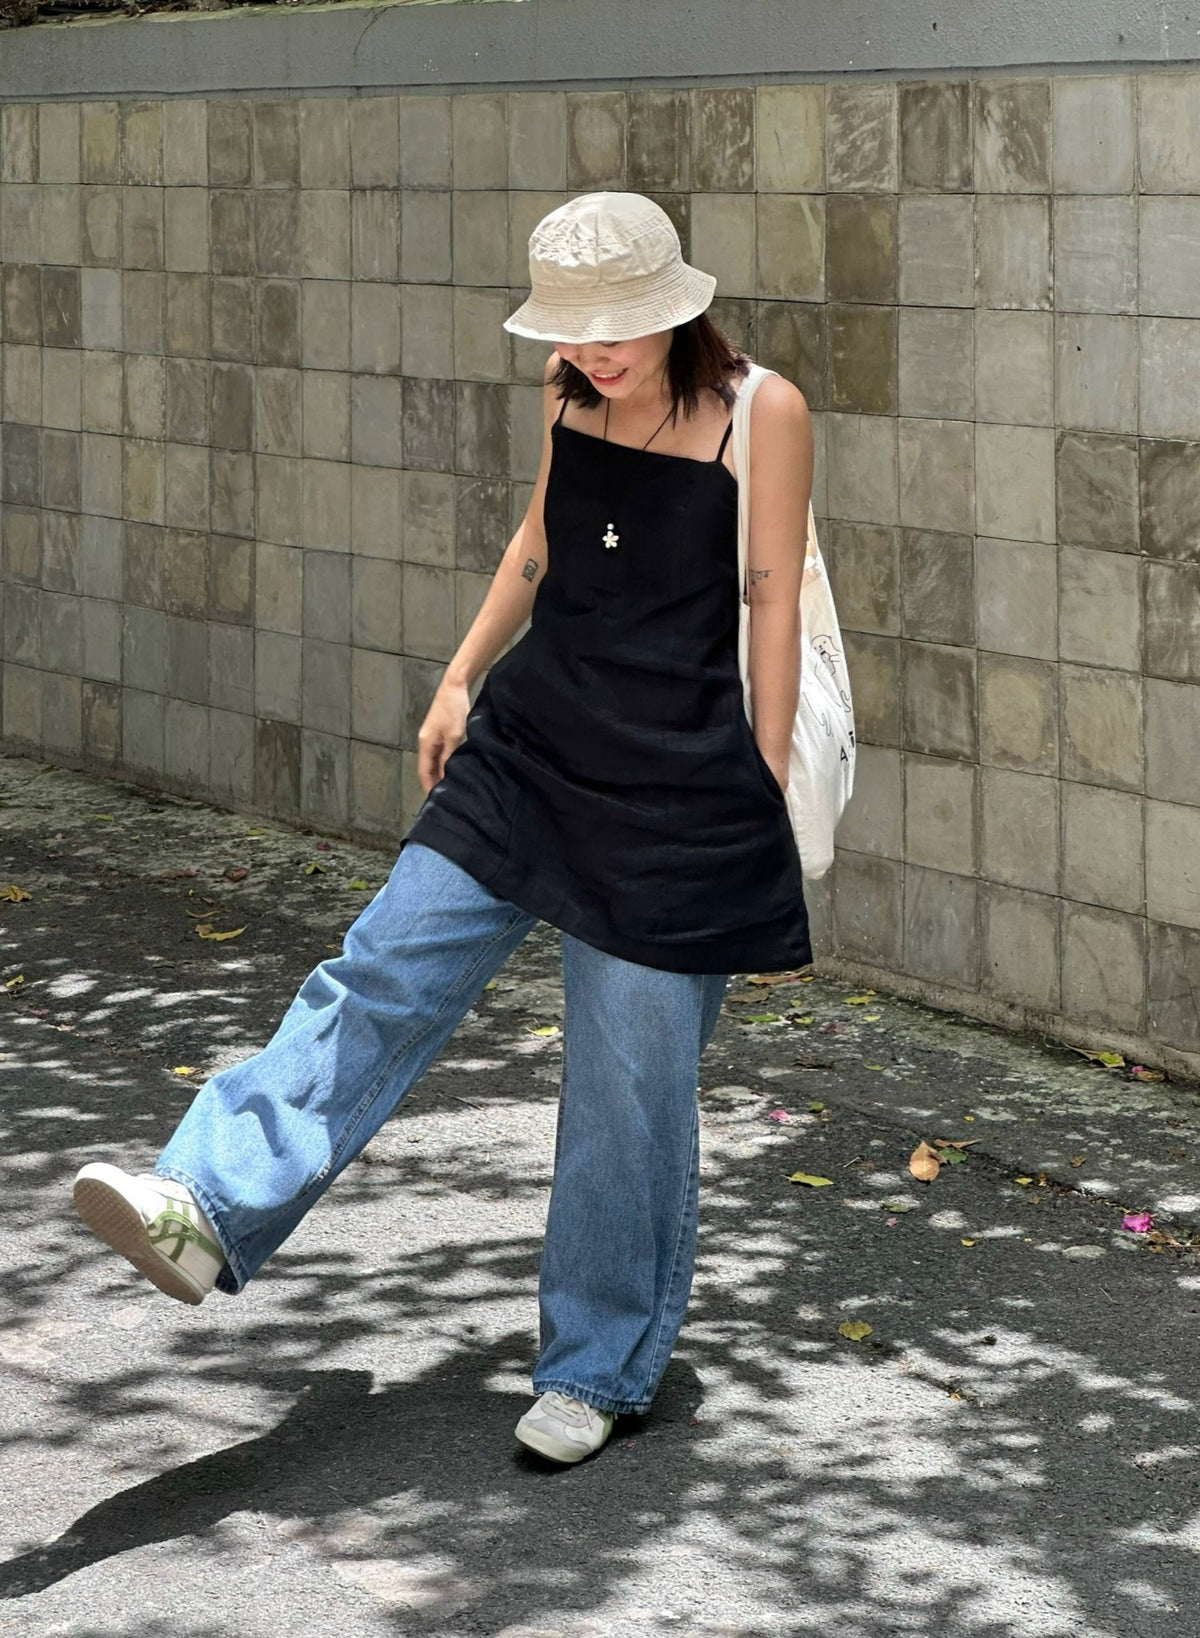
left=400, top=820, right=814, bottom=979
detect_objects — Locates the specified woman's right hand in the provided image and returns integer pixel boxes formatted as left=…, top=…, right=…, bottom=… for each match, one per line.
left=417, top=677, right=472, bottom=795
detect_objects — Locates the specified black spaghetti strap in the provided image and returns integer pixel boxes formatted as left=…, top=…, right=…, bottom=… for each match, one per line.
left=555, top=395, right=569, bottom=425
left=715, top=418, right=733, bottom=463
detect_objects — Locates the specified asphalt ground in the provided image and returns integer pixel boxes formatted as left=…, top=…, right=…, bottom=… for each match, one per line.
left=2, top=752, right=1199, bottom=1638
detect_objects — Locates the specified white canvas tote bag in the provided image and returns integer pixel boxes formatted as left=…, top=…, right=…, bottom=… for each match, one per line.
left=733, top=363, right=856, bottom=879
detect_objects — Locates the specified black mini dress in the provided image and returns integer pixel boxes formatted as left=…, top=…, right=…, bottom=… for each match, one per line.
left=399, top=383, right=812, bottom=976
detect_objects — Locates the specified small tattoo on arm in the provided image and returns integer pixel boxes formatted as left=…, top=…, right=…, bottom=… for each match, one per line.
left=521, top=558, right=539, bottom=582
left=749, top=568, right=772, bottom=585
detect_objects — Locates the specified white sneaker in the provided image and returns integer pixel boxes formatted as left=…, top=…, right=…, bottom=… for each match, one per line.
left=514, top=1390, right=615, bottom=1464
left=72, top=1163, right=224, bottom=1306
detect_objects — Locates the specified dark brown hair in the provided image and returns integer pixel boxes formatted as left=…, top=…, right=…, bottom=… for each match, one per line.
left=548, top=313, right=750, bottom=425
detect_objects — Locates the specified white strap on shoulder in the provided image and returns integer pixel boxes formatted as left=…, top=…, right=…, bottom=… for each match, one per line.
left=732, top=363, right=776, bottom=601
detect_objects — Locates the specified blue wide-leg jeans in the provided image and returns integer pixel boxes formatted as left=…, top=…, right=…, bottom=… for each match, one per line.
left=155, top=840, right=730, bottom=1417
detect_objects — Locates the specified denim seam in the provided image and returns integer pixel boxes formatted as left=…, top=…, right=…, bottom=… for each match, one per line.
left=533, top=984, right=572, bottom=1377
left=551, top=970, right=572, bottom=1174
left=635, top=1097, right=699, bottom=1406
left=311, top=902, right=532, bottom=1193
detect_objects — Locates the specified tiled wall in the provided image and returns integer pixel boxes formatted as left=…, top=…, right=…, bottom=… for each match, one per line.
left=1, top=74, right=1199, bottom=1061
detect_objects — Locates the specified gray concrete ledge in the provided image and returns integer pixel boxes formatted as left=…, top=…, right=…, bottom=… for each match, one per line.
left=2, top=0, right=1200, bottom=101
left=815, top=953, right=1200, bottom=1091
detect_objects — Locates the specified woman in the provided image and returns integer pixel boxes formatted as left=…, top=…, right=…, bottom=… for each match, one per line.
left=72, top=192, right=814, bottom=1466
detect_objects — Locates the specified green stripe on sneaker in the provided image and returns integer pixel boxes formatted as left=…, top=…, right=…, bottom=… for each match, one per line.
left=147, top=1206, right=222, bottom=1265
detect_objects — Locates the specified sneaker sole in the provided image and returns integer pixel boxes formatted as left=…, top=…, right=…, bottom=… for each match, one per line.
left=514, top=1418, right=610, bottom=1465
left=72, top=1169, right=205, bottom=1306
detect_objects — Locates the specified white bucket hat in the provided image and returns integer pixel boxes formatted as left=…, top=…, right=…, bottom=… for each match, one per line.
left=503, top=192, right=718, bottom=344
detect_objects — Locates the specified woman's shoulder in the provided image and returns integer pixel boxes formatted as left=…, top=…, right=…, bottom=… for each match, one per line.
left=739, top=360, right=811, bottom=434
left=739, top=357, right=807, bottom=404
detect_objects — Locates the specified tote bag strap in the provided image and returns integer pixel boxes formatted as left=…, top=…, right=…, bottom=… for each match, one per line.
left=732, top=362, right=776, bottom=602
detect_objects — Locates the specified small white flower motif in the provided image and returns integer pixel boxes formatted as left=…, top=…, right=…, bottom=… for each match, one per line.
left=602, top=522, right=620, bottom=550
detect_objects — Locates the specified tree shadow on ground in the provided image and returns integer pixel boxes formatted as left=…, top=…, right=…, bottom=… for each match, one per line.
left=4, top=1077, right=1199, bottom=1634
left=0, top=1348, right=704, bottom=1601
left=2, top=784, right=1199, bottom=1634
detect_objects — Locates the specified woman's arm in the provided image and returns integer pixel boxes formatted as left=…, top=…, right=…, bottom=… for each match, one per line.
left=744, top=373, right=815, bottom=797
left=418, top=353, right=562, bottom=790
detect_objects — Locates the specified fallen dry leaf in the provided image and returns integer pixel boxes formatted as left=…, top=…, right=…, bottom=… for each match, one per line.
left=196, top=923, right=247, bottom=942
left=527, top=1025, right=560, bottom=1037
left=837, top=1320, right=873, bottom=1341
left=843, top=992, right=876, bottom=1005
left=910, top=1141, right=941, bottom=1183
left=0, top=885, right=33, bottom=903
left=788, top=1171, right=835, bottom=1187
left=173, top=1066, right=198, bottom=1077
left=303, top=861, right=327, bottom=876
left=961, top=1238, right=977, bottom=1248
left=224, top=867, right=249, bottom=883
left=747, top=969, right=812, bottom=986
left=348, top=878, right=371, bottom=891
left=1072, top=1047, right=1125, bottom=1068
left=1131, top=1064, right=1166, bottom=1082
left=4, top=974, right=25, bottom=990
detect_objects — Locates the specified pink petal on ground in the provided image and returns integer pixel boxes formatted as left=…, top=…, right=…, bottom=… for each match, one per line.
left=1122, top=1211, right=1153, bottom=1233
left=768, top=1109, right=791, bottom=1123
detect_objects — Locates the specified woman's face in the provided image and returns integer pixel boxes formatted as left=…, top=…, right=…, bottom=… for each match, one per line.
left=554, top=329, right=672, bottom=399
